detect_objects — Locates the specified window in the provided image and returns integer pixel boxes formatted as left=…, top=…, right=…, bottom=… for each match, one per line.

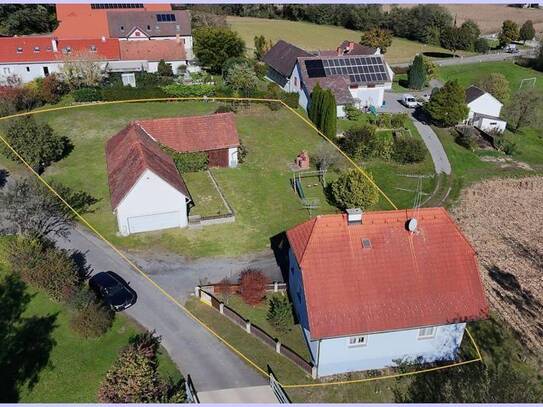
left=89, top=45, right=97, bottom=52
left=147, top=25, right=151, bottom=30
left=3, top=67, right=11, bottom=75
left=33, top=46, right=40, bottom=53
left=348, top=336, right=367, bottom=347
left=418, top=326, right=436, bottom=339
left=26, top=67, right=30, bottom=72
left=361, top=238, right=372, bottom=249
left=16, top=47, right=23, bottom=53
left=120, top=26, right=124, bottom=31
left=294, top=77, right=298, bottom=87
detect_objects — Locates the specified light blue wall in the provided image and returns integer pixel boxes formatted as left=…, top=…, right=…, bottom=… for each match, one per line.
left=288, top=248, right=467, bottom=377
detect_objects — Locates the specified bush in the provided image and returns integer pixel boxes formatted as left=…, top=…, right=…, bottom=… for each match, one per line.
left=70, top=289, right=114, bottom=338
left=267, top=295, right=294, bottom=333
left=171, top=151, right=208, bottom=172
left=238, top=139, right=248, bottom=164
left=253, top=61, right=267, bottom=79
left=40, top=74, right=68, bottom=104
left=8, top=237, right=82, bottom=303
left=329, top=169, right=379, bottom=210
left=215, top=104, right=237, bottom=114
left=345, top=104, right=364, bottom=121
left=391, top=113, right=408, bottom=129
left=239, top=268, right=268, bottom=305
left=72, top=87, right=102, bottom=102
left=101, top=86, right=167, bottom=101
left=495, top=134, right=517, bottom=155
left=161, top=83, right=215, bottom=97
left=0, top=85, right=42, bottom=114
left=392, top=136, right=427, bottom=164
left=455, top=127, right=478, bottom=150
left=340, top=124, right=377, bottom=160
left=157, top=59, right=174, bottom=77
left=280, top=92, right=299, bottom=109
left=474, top=38, right=490, bottom=54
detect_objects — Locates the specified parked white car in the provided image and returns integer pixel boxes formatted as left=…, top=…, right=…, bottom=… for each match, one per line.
left=402, top=94, right=419, bottom=108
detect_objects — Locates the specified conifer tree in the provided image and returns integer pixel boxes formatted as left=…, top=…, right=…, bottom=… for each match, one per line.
left=408, top=54, right=426, bottom=90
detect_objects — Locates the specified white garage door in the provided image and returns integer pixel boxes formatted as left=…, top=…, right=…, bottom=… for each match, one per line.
left=127, top=211, right=181, bottom=234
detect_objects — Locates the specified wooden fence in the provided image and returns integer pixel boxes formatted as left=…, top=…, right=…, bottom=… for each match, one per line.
left=200, top=281, right=287, bottom=295
left=194, top=286, right=315, bottom=378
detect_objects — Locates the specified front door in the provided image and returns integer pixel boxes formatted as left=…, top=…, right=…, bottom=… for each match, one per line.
left=43, top=66, right=49, bottom=76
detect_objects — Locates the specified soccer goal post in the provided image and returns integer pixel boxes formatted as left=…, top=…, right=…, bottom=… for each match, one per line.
left=519, top=77, right=537, bottom=90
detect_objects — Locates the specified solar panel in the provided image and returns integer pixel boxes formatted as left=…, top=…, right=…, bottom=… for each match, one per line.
left=306, top=59, right=326, bottom=78
left=308, top=55, right=388, bottom=83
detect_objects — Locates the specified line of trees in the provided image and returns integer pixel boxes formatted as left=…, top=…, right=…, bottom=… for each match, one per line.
left=308, top=83, right=337, bottom=138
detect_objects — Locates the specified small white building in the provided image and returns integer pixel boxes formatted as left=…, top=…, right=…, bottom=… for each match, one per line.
left=465, top=85, right=507, bottom=133
left=106, top=124, right=191, bottom=236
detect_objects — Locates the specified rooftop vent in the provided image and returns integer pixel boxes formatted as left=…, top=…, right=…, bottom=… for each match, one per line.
left=361, top=238, right=372, bottom=249
left=346, top=208, right=363, bottom=225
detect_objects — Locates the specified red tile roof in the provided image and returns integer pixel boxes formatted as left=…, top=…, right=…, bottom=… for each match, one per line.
left=136, top=113, right=240, bottom=153
left=105, top=124, right=189, bottom=209
left=119, top=39, right=186, bottom=61
left=286, top=208, right=488, bottom=339
left=0, top=36, right=120, bottom=63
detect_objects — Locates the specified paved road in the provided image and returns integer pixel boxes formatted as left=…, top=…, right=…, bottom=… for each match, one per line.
left=380, top=92, right=451, bottom=175
left=391, top=49, right=533, bottom=68
left=55, top=226, right=269, bottom=393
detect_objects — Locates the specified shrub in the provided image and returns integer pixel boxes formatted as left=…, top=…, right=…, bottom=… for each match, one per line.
left=72, top=87, right=102, bottom=102
left=267, top=295, right=294, bottom=333
left=253, top=61, right=268, bottom=79
left=495, top=134, right=517, bottom=155
left=70, top=289, right=114, bottom=338
left=8, top=237, right=81, bottom=303
left=238, top=139, right=248, bottom=164
left=375, top=113, right=392, bottom=128
left=455, top=127, right=478, bottom=150
left=345, top=104, right=364, bottom=121
left=214, top=277, right=234, bottom=304
left=329, top=169, right=379, bottom=210
left=171, top=151, right=208, bottom=172
left=0, top=85, right=42, bottom=114
left=157, top=59, right=174, bottom=77
left=280, top=92, right=299, bottom=109
left=391, top=112, right=408, bottom=128
left=474, top=38, right=490, bottom=53
left=239, top=268, right=268, bottom=305
left=40, top=74, right=68, bottom=104
left=161, top=83, right=215, bottom=97
left=392, top=136, right=427, bottom=164
left=101, top=86, right=167, bottom=101
left=340, top=124, right=377, bottom=160
left=215, top=104, right=237, bottom=114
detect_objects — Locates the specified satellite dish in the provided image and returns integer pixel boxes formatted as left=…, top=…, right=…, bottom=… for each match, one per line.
left=407, top=218, right=418, bottom=233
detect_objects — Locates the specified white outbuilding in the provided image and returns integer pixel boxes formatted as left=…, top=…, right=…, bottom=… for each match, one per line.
left=465, top=85, right=507, bottom=133
left=106, top=124, right=191, bottom=236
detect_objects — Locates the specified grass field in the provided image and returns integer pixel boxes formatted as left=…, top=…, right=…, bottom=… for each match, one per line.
left=183, top=171, right=230, bottom=217
left=227, top=16, right=471, bottom=64
left=0, top=238, right=180, bottom=403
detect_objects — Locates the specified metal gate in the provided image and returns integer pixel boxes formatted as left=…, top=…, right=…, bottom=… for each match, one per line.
left=185, top=374, right=200, bottom=403
left=269, top=367, right=291, bottom=403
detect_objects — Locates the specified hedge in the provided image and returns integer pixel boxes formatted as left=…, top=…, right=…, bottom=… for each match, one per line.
left=172, top=151, right=208, bottom=172
left=101, top=86, right=168, bottom=101
left=72, top=88, right=102, bottom=102
left=161, top=83, right=216, bottom=97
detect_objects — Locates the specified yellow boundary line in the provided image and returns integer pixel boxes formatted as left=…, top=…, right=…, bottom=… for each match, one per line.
left=0, top=96, right=482, bottom=388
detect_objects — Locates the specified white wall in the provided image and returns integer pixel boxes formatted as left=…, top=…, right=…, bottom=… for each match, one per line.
left=0, top=62, right=63, bottom=83
left=467, top=93, right=503, bottom=120
left=475, top=116, right=507, bottom=133
left=350, top=85, right=385, bottom=108
left=228, top=147, right=238, bottom=168
left=317, top=322, right=466, bottom=377
left=115, top=169, right=188, bottom=236
left=146, top=59, right=187, bottom=73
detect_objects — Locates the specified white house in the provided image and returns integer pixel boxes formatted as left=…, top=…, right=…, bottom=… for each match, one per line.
left=286, top=208, right=488, bottom=377
left=106, top=124, right=191, bottom=236
left=465, top=85, right=507, bottom=133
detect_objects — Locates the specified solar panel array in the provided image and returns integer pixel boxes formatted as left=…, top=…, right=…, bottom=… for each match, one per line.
left=156, top=13, right=176, bottom=22
left=309, top=56, right=389, bottom=83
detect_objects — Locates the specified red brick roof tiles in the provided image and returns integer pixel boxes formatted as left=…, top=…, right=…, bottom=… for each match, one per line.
left=136, top=113, right=240, bottom=153
left=286, top=208, right=489, bottom=339
left=105, top=124, right=189, bottom=209
left=119, top=39, right=186, bottom=61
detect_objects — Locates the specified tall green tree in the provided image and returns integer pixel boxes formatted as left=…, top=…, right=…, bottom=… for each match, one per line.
left=253, top=34, right=272, bottom=60
left=157, top=60, right=173, bottom=77
left=459, top=20, right=481, bottom=50
left=408, top=54, right=427, bottom=90
left=320, top=90, right=337, bottom=138
left=476, top=73, right=510, bottom=102
left=329, top=169, right=379, bottom=210
left=0, top=4, right=57, bottom=36
left=193, top=27, right=246, bottom=74
left=308, top=83, right=323, bottom=125
left=519, top=20, right=535, bottom=44
left=224, top=62, right=259, bottom=97
left=359, top=28, right=393, bottom=53
left=424, top=80, right=469, bottom=126
left=503, top=88, right=543, bottom=131
left=498, top=20, right=519, bottom=46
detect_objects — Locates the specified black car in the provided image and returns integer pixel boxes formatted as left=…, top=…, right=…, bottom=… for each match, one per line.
left=89, top=271, right=137, bottom=311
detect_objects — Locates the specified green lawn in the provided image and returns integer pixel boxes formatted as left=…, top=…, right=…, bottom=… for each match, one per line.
left=183, top=171, right=230, bottom=217
left=0, top=238, right=181, bottom=403
left=227, top=16, right=472, bottom=64
left=438, top=60, right=543, bottom=92
left=225, top=293, right=310, bottom=360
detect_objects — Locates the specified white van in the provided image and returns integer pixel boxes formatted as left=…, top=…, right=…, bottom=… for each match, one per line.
left=402, top=94, right=419, bottom=108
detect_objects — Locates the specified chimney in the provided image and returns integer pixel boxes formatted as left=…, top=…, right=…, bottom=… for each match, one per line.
left=336, top=46, right=342, bottom=56
left=346, top=208, right=363, bottom=225
left=51, top=38, right=58, bottom=52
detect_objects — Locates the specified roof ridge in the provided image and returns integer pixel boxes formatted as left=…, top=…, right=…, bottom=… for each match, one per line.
left=298, top=216, right=319, bottom=266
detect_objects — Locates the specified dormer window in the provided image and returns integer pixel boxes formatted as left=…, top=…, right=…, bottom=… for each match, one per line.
left=16, top=47, right=23, bottom=53
left=176, top=25, right=180, bottom=31
left=33, top=46, right=40, bottom=53
left=120, top=26, right=124, bottom=31
left=89, top=45, right=97, bottom=52
left=147, top=25, right=151, bottom=30
left=62, top=46, right=72, bottom=54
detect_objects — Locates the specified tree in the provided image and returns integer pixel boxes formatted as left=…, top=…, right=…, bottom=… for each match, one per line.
left=440, top=25, right=463, bottom=55
left=69, top=288, right=114, bottom=338
left=459, top=20, right=481, bottom=50
left=253, top=34, right=272, bottom=60
left=214, top=277, right=233, bottom=305
left=157, top=59, right=173, bottom=77
left=60, top=50, right=105, bottom=89
left=308, top=83, right=323, bottom=125
left=503, top=89, right=543, bottom=131
left=267, top=295, right=294, bottom=333
left=474, top=38, right=490, bottom=54
left=40, top=74, right=68, bottom=104
left=408, top=54, right=427, bottom=90
left=0, top=4, right=57, bottom=36
left=224, top=62, right=259, bottom=97
left=424, top=80, right=469, bottom=127
left=0, top=116, right=70, bottom=172
left=313, top=141, right=340, bottom=171
left=320, top=89, right=337, bottom=138
left=329, top=169, right=379, bottom=210
left=193, top=27, right=246, bottom=74
left=392, top=137, right=427, bottom=164
left=498, top=20, right=519, bottom=46
left=239, top=268, right=268, bottom=305
left=476, top=73, right=510, bottom=102
left=0, top=178, right=75, bottom=239
left=359, top=28, right=393, bottom=53
left=519, top=20, right=535, bottom=44
left=340, top=124, right=377, bottom=160
left=98, top=331, right=185, bottom=403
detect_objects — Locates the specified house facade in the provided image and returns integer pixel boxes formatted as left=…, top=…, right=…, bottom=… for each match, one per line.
left=262, top=40, right=312, bottom=93
left=286, top=208, right=488, bottom=377
left=465, top=85, right=507, bottom=133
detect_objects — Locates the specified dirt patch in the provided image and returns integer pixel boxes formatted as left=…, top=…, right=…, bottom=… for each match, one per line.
left=479, top=155, right=534, bottom=171
left=452, top=177, right=543, bottom=351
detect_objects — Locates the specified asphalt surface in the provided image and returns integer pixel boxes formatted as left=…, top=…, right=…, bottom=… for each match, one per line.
left=55, top=226, right=270, bottom=392
left=391, top=49, right=533, bottom=68
left=380, top=92, right=452, bottom=175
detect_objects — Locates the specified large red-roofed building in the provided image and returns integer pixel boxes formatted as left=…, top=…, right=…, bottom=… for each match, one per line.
left=286, top=207, right=488, bottom=377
